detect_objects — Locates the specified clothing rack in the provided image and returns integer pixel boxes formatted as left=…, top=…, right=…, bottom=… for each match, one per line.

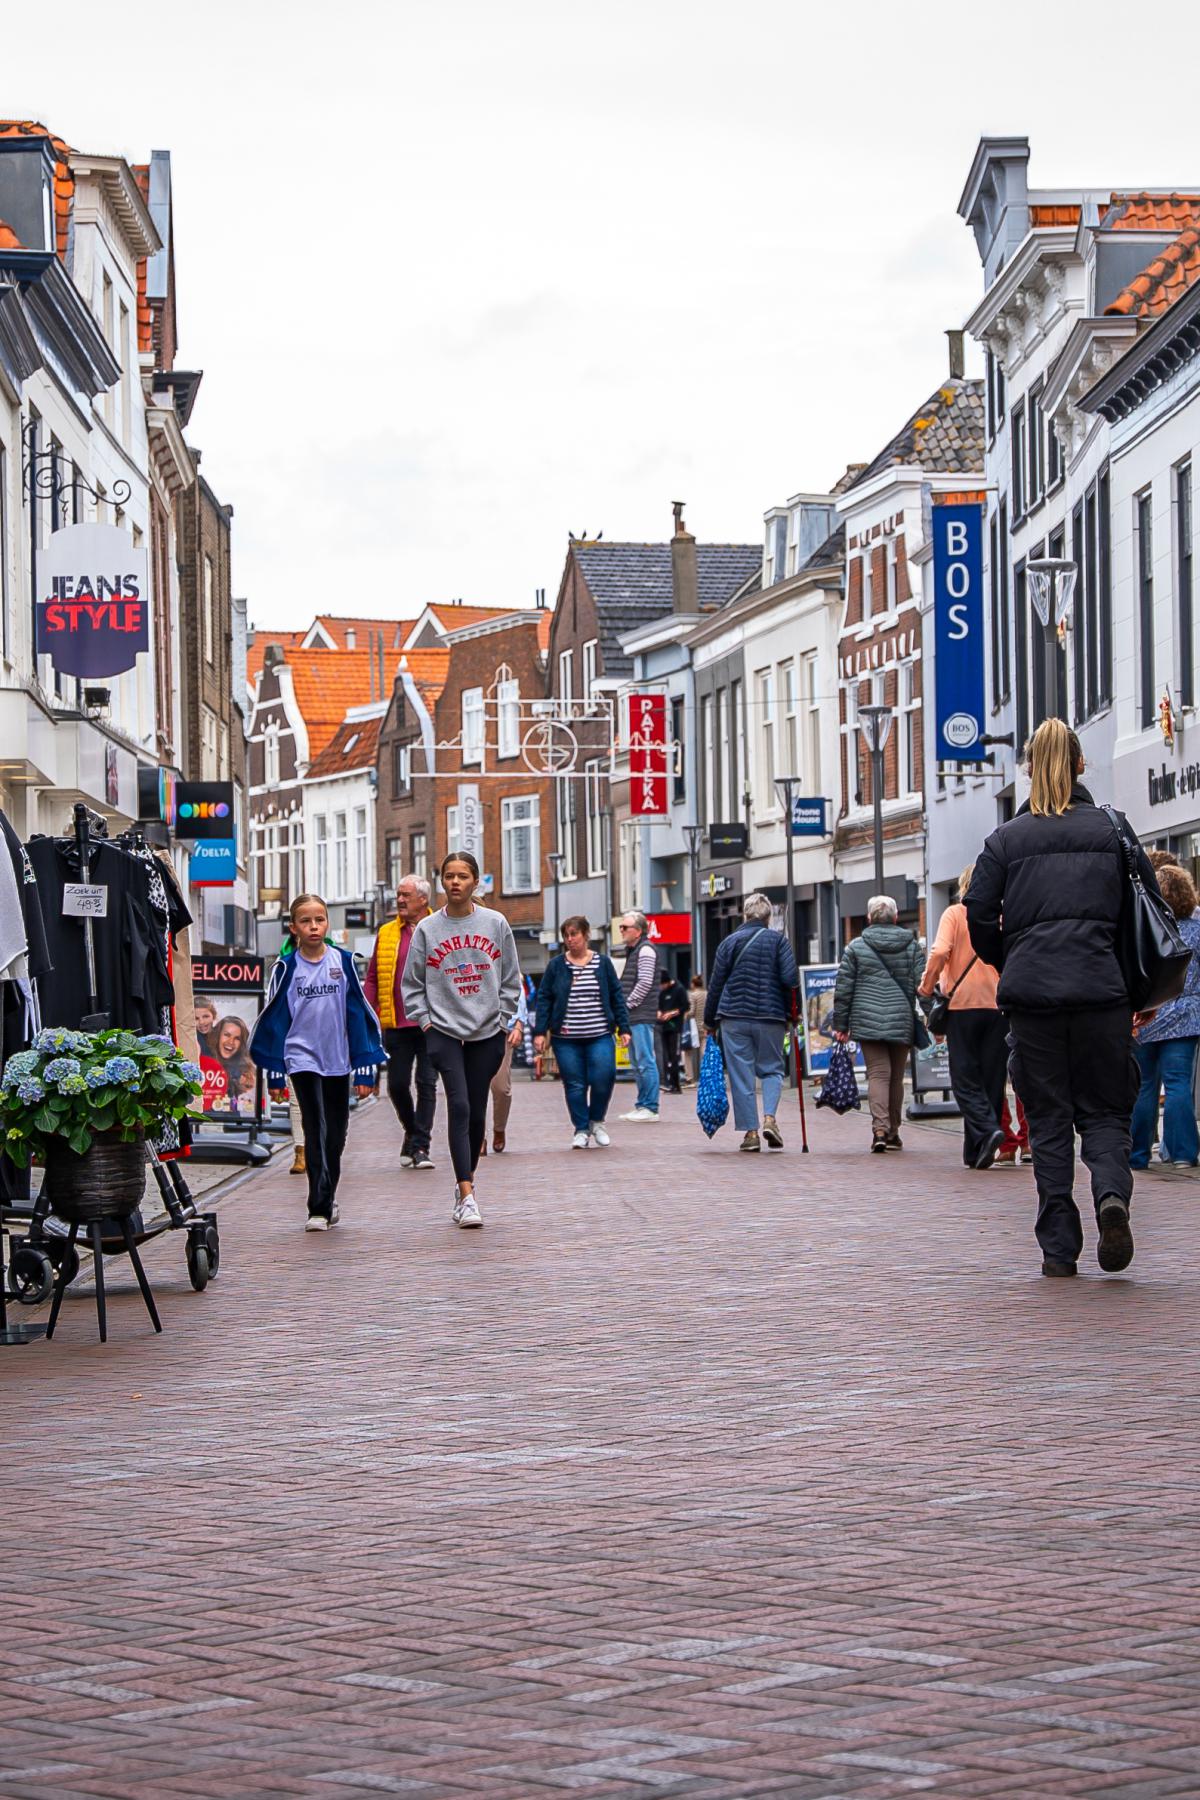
left=72, top=801, right=111, bottom=1031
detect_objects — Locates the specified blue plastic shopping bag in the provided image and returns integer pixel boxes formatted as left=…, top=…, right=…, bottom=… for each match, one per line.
left=696, top=1033, right=730, bottom=1138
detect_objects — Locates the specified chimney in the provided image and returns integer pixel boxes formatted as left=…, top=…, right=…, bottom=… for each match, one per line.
left=670, top=501, right=698, bottom=615
left=263, top=643, right=286, bottom=672
left=377, top=630, right=385, bottom=702
left=946, top=329, right=965, bottom=381
left=346, top=627, right=357, bottom=649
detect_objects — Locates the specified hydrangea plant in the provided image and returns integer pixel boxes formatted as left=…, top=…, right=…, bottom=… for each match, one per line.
left=0, top=1027, right=203, bottom=1167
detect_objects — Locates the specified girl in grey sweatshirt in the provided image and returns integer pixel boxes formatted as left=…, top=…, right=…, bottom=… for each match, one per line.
left=400, top=853, right=522, bottom=1226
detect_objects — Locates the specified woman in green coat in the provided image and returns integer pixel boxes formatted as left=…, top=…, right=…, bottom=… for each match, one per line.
left=831, top=895, right=925, bottom=1152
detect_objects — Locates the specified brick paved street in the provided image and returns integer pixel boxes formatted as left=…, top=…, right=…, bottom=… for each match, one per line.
left=2, top=1078, right=1199, bottom=1799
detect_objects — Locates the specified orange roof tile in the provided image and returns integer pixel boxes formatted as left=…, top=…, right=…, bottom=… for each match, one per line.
left=425, top=604, right=521, bottom=632
left=0, top=121, right=73, bottom=260
left=304, top=713, right=384, bottom=781
left=1031, top=204, right=1082, bottom=228
left=306, top=614, right=410, bottom=650
left=1102, top=193, right=1200, bottom=233
left=285, top=648, right=410, bottom=756
left=1105, top=225, right=1200, bottom=318
left=247, top=629, right=307, bottom=690
left=398, top=647, right=451, bottom=709
left=130, top=162, right=154, bottom=355
left=537, top=611, right=552, bottom=654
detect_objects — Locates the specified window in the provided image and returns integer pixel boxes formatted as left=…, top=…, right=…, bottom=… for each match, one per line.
left=0, top=444, right=7, bottom=661
left=1014, top=560, right=1029, bottom=751
left=986, top=349, right=1006, bottom=439
left=201, top=704, right=219, bottom=780
left=445, top=805, right=461, bottom=856
left=731, top=678, right=745, bottom=816
left=203, top=554, right=214, bottom=663
left=264, top=725, right=280, bottom=786
left=386, top=835, right=404, bottom=890
left=119, top=302, right=131, bottom=446
left=393, top=741, right=411, bottom=797
left=989, top=512, right=1001, bottom=711
left=332, top=812, right=349, bottom=896
left=671, top=695, right=685, bottom=803
left=410, top=831, right=427, bottom=881
left=497, top=678, right=520, bottom=758
left=716, top=687, right=730, bottom=819
left=780, top=660, right=799, bottom=778
left=998, top=499, right=1011, bottom=704
left=1179, top=464, right=1194, bottom=709
left=585, top=759, right=607, bottom=874
left=502, top=796, right=540, bottom=893
left=802, top=654, right=820, bottom=790
left=314, top=815, right=329, bottom=895
left=700, top=694, right=713, bottom=825
left=1098, top=469, right=1112, bottom=709
left=1011, top=402, right=1027, bottom=518
left=900, top=661, right=919, bottom=796
left=1027, top=380, right=1044, bottom=508
left=101, top=271, right=114, bottom=426
left=1138, top=491, right=1155, bottom=729
left=755, top=669, right=776, bottom=809
left=289, top=822, right=303, bottom=898
left=461, top=686, right=484, bottom=764
left=558, top=648, right=574, bottom=702
left=1047, top=411, right=1063, bottom=489
left=354, top=807, right=369, bottom=894
left=556, top=777, right=577, bottom=880
left=1072, top=504, right=1086, bottom=721
left=581, top=638, right=598, bottom=701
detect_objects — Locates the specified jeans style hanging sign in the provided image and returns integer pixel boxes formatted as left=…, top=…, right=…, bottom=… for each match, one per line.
left=35, top=523, right=150, bottom=678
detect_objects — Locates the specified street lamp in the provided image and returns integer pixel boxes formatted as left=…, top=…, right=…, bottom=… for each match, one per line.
left=858, top=704, right=893, bottom=893
left=547, top=850, right=564, bottom=941
left=773, top=776, right=802, bottom=960
left=1027, top=557, right=1078, bottom=725
left=683, top=823, right=704, bottom=978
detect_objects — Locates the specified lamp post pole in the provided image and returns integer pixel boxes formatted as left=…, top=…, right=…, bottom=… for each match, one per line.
left=773, top=777, right=799, bottom=959
left=683, top=823, right=703, bottom=980
left=548, top=851, right=564, bottom=942
left=858, top=705, right=894, bottom=894
left=1027, top=557, right=1078, bottom=725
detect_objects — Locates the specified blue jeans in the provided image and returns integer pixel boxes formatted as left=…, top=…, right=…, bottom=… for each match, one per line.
left=629, top=1021, right=660, bottom=1113
left=1131, top=1037, right=1200, bottom=1167
left=553, top=1034, right=616, bottom=1133
left=720, top=1018, right=786, bottom=1132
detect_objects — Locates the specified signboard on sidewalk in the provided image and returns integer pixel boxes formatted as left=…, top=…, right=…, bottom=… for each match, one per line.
left=629, top=691, right=668, bottom=816
left=932, top=500, right=986, bottom=763
left=35, top=523, right=150, bottom=677
left=799, top=964, right=865, bottom=1079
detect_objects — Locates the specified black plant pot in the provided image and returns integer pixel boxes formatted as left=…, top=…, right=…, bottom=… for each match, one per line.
left=44, top=1128, right=146, bottom=1224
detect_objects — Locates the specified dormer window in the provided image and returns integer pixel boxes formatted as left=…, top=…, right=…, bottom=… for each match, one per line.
left=0, top=136, right=58, bottom=254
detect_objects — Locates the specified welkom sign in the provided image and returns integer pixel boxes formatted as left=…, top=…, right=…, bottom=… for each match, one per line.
left=35, top=523, right=150, bottom=678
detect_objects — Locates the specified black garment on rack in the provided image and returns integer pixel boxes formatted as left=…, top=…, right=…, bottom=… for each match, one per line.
left=1, top=808, right=53, bottom=1204
left=25, top=835, right=184, bottom=1034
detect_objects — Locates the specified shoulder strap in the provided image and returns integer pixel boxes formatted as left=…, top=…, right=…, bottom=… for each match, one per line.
left=1101, top=804, right=1139, bottom=879
left=945, top=953, right=979, bottom=1001
left=727, top=925, right=766, bottom=977
left=863, top=939, right=915, bottom=1002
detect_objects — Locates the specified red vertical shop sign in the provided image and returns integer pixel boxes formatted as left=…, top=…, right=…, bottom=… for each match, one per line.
left=629, top=691, right=668, bottom=816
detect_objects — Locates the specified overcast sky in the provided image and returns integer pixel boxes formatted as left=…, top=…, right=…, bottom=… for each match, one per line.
left=6, top=0, right=1199, bottom=629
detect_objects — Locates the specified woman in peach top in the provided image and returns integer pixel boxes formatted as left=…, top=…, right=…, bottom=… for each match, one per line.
left=918, top=863, right=1009, bottom=1170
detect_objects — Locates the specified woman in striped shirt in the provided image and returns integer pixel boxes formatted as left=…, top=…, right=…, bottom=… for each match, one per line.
left=534, top=916, right=632, bottom=1148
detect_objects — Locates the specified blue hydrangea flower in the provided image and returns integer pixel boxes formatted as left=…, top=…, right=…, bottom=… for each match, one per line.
left=43, top=1057, right=82, bottom=1085
left=16, top=1078, right=45, bottom=1104
left=58, top=1072, right=88, bottom=1095
left=84, top=1068, right=110, bottom=1089
left=179, top=1061, right=202, bottom=1085
left=34, top=1027, right=74, bottom=1054
left=103, top=1056, right=140, bottom=1086
left=2, top=1050, right=41, bottom=1088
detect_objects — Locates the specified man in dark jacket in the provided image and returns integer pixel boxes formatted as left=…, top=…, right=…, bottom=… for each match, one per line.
left=657, top=971, right=689, bottom=1095
left=966, top=731, right=1160, bottom=1277
left=704, top=893, right=798, bottom=1151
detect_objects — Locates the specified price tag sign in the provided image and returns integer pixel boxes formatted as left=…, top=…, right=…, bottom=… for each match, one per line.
left=63, top=883, right=109, bottom=919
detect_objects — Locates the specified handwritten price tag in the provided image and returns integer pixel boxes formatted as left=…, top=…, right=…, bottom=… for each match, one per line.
left=63, top=883, right=109, bottom=919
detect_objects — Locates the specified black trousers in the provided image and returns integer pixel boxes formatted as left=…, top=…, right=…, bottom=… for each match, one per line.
left=661, top=1025, right=683, bottom=1092
left=425, top=1028, right=507, bottom=1184
left=946, top=1008, right=1008, bottom=1166
left=383, top=1025, right=437, bottom=1154
left=1008, top=1006, right=1140, bottom=1264
left=291, top=1070, right=351, bottom=1220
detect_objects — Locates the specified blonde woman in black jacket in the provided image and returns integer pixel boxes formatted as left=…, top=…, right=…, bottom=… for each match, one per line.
left=967, top=719, right=1159, bottom=1279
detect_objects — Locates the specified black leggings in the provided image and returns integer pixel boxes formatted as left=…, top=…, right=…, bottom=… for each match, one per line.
left=290, top=1070, right=351, bottom=1219
left=425, top=1029, right=507, bottom=1184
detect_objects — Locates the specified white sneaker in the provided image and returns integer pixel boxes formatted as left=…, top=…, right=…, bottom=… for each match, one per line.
left=452, top=1190, right=483, bottom=1228
left=305, top=1214, right=329, bottom=1232
left=590, top=1122, right=610, bottom=1147
left=571, top=1129, right=590, bottom=1149
left=399, top=1151, right=415, bottom=1169
left=619, top=1107, right=660, bottom=1122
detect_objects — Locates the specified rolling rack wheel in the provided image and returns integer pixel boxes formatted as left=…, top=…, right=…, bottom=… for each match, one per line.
left=186, top=1219, right=215, bottom=1292
left=204, top=1214, right=221, bottom=1280
left=7, top=1243, right=55, bottom=1308
left=45, top=1237, right=81, bottom=1289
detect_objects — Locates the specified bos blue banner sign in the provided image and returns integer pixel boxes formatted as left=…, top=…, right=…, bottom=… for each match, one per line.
left=790, top=797, right=828, bottom=837
left=932, top=502, right=986, bottom=762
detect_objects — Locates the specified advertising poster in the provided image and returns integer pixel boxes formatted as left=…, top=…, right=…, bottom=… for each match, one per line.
left=799, top=964, right=865, bottom=1079
left=191, top=955, right=264, bottom=1121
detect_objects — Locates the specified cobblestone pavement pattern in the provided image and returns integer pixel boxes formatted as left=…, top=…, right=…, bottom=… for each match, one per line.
left=2, top=1080, right=1199, bottom=1799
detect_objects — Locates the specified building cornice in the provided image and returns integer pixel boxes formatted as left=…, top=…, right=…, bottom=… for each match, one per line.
left=1041, top=315, right=1140, bottom=461
left=146, top=405, right=195, bottom=499
left=67, top=153, right=161, bottom=262
left=963, top=228, right=1078, bottom=376
left=1079, top=281, right=1200, bottom=424
left=0, top=249, right=120, bottom=396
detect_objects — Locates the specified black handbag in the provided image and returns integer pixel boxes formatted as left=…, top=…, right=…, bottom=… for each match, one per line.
left=1101, top=805, right=1192, bottom=1010
left=925, top=954, right=978, bottom=1034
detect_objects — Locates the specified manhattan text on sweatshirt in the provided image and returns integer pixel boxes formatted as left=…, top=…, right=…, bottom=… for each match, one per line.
left=401, top=905, right=522, bottom=1042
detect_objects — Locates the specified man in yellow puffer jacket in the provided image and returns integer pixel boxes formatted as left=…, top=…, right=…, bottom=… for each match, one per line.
left=363, top=875, right=438, bottom=1169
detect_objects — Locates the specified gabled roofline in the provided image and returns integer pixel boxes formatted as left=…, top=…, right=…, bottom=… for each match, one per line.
left=68, top=152, right=161, bottom=262
left=1041, top=314, right=1141, bottom=418
left=1079, top=279, right=1200, bottom=422
left=963, top=227, right=1078, bottom=339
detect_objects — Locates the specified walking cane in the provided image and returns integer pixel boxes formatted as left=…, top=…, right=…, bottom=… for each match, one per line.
left=790, top=995, right=810, bottom=1153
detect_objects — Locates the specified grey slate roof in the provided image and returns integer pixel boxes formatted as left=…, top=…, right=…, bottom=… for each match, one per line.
left=573, top=542, right=762, bottom=677
left=848, top=376, right=985, bottom=491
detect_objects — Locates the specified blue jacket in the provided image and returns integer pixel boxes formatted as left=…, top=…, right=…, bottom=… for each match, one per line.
left=249, top=944, right=387, bottom=1088
left=535, top=952, right=630, bottom=1037
left=704, top=923, right=798, bottom=1026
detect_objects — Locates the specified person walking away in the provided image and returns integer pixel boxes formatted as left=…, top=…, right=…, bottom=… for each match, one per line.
left=831, top=896, right=925, bottom=1153
left=704, top=893, right=799, bottom=1152
left=617, top=911, right=661, bottom=1121
left=685, top=973, right=706, bottom=1084
left=1130, top=862, right=1200, bottom=1171
left=401, top=853, right=522, bottom=1228
left=534, top=916, right=631, bottom=1147
left=484, top=981, right=529, bottom=1153
left=657, top=970, right=689, bottom=1095
left=918, top=864, right=1009, bottom=1169
left=364, top=874, right=438, bottom=1170
left=967, top=718, right=1159, bottom=1277
left=251, top=893, right=386, bottom=1230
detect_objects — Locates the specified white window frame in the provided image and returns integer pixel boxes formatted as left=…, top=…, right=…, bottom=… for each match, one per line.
left=410, top=830, right=427, bottom=881
left=558, top=648, right=574, bottom=702
left=780, top=660, right=798, bottom=780
left=445, top=804, right=461, bottom=856
left=886, top=539, right=898, bottom=610
left=585, top=758, right=607, bottom=875
left=333, top=811, right=349, bottom=898
left=900, top=661, right=919, bottom=797
left=461, top=686, right=484, bottom=765
left=802, top=652, right=820, bottom=791
left=755, top=668, right=776, bottom=811
left=497, top=677, right=520, bottom=758
left=354, top=806, right=369, bottom=895
left=581, top=638, right=598, bottom=702
left=203, top=554, right=214, bottom=663
left=501, top=795, right=541, bottom=894
left=731, top=679, right=745, bottom=817
left=264, top=724, right=280, bottom=786
left=386, top=835, right=404, bottom=890
left=557, top=777, right=577, bottom=881
left=701, top=694, right=714, bottom=825
left=201, top=704, right=218, bottom=781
